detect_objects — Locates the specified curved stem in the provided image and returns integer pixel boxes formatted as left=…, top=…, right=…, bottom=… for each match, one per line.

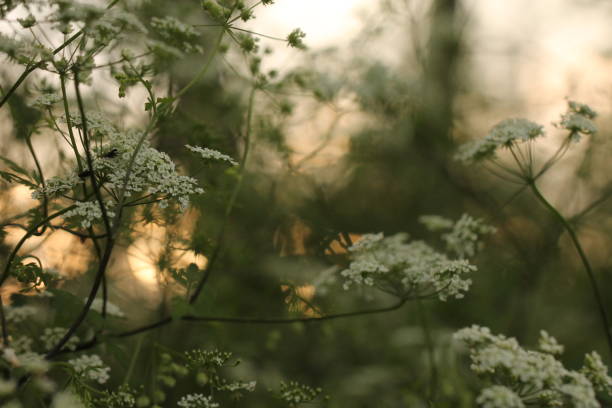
left=529, top=181, right=612, bottom=358
left=188, top=86, right=257, bottom=304
left=175, top=27, right=225, bottom=99
left=114, top=297, right=409, bottom=339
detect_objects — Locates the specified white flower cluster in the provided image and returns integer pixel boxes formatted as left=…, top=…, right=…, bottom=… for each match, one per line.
left=63, top=200, right=116, bottom=228
left=32, top=92, right=63, bottom=108
left=455, top=118, right=544, bottom=164
left=583, top=351, right=612, bottom=394
left=218, top=380, right=257, bottom=393
left=51, top=391, right=85, bottom=408
left=185, top=349, right=232, bottom=368
left=558, top=100, right=597, bottom=141
left=186, top=144, right=238, bottom=166
left=2, top=349, right=49, bottom=374
left=68, top=354, right=110, bottom=384
left=341, top=232, right=477, bottom=301
left=454, top=325, right=612, bottom=408
left=10, top=336, right=33, bottom=354
left=177, top=394, right=219, bottom=408
left=440, top=214, right=497, bottom=258
left=476, top=385, right=524, bottom=408
left=150, top=16, right=202, bottom=54
left=91, top=129, right=203, bottom=210
left=4, top=306, right=37, bottom=324
left=279, top=381, right=322, bottom=407
left=88, top=298, right=125, bottom=318
left=538, top=330, right=564, bottom=355
left=41, top=327, right=79, bottom=352
left=31, top=174, right=81, bottom=200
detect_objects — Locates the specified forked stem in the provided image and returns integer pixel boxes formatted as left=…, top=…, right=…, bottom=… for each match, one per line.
left=529, top=180, right=612, bottom=359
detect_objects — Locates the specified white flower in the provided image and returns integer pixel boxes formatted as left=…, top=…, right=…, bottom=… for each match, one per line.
left=582, top=351, right=612, bottom=394
left=51, top=391, right=86, bottom=408
left=455, top=118, right=544, bottom=164
left=32, top=174, right=81, bottom=200
left=64, top=200, right=116, bottom=228
left=538, top=330, right=564, bottom=355
left=177, top=394, right=219, bottom=408
left=442, top=214, right=496, bottom=258
left=41, top=327, right=79, bottom=352
left=419, top=215, right=454, bottom=231
left=5, top=306, right=38, bottom=323
left=88, top=298, right=125, bottom=318
left=558, top=101, right=598, bottom=141
left=476, top=386, right=524, bottom=408
left=186, top=144, right=238, bottom=166
left=341, top=233, right=477, bottom=300
left=68, top=354, right=110, bottom=384
left=454, top=326, right=604, bottom=408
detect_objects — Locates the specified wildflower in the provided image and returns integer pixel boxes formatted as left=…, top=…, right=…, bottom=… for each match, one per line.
left=287, top=28, right=306, bottom=49
left=64, top=201, right=116, bottom=228
left=185, top=349, right=232, bottom=369
left=441, top=214, right=496, bottom=258
left=279, top=381, right=321, bottom=407
left=41, top=327, right=80, bottom=352
left=177, top=394, right=219, bottom=408
left=151, top=16, right=202, bottom=54
left=68, top=354, right=110, bottom=384
left=88, top=298, right=125, bottom=318
left=341, top=232, right=477, bottom=301
left=476, top=386, right=524, bottom=408
left=51, top=391, right=85, bottom=408
left=582, top=351, right=612, bottom=394
left=455, top=118, right=544, bottom=164
left=454, top=326, right=609, bottom=408
left=186, top=144, right=238, bottom=166
left=558, top=100, right=598, bottom=141
left=419, top=215, right=454, bottom=231
left=538, top=330, right=564, bottom=355
left=4, top=305, right=38, bottom=324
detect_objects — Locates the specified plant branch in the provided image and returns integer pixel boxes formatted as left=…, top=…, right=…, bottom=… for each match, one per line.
left=529, top=180, right=612, bottom=359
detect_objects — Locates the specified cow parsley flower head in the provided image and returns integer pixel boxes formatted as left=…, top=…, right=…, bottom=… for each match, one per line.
left=444, top=215, right=496, bottom=258
left=455, top=118, right=544, bottom=164
left=476, top=385, right=524, bottom=408
left=279, top=381, right=321, bottom=407
left=68, top=354, right=110, bottom=384
left=538, top=330, right=564, bottom=355
left=89, top=128, right=203, bottom=210
left=454, top=326, right=610, bottom=408
left=177, top=394, right=218, bottom=408
left=341, top=233, right=476, bottom=301
left=88, top=298, right=125, bottom=318
left=64, top=200, right=116, bottom=228
left=51, top=391, right=85, bottom=408
left=558, top=100, right=597, bottom=141
left=31, top=174, right=81, bottom=200
left=185, top=144, right=238, bottom=166
left=41, top=327, right=79, bottom=352
left=582, top=351, right=612, bottom=394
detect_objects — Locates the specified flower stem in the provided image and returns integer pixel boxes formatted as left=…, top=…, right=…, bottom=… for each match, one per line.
left=529, top=180, right=612, bottom=359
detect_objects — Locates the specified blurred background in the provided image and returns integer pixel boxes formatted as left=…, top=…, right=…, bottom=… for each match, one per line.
left=2, top=0, right=612, bottom=406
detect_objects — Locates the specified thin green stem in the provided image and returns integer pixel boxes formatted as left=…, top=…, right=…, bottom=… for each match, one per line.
left=529, top=181, right=612, bottom=359
left=188, top=86, right=256, bottom=304
left=175, top=27, right=225, bottom=99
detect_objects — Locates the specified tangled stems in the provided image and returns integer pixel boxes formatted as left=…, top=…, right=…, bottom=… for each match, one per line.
left=528, top=179, right=612, bottom=359
left=0, top=0, right=121, bottom=110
